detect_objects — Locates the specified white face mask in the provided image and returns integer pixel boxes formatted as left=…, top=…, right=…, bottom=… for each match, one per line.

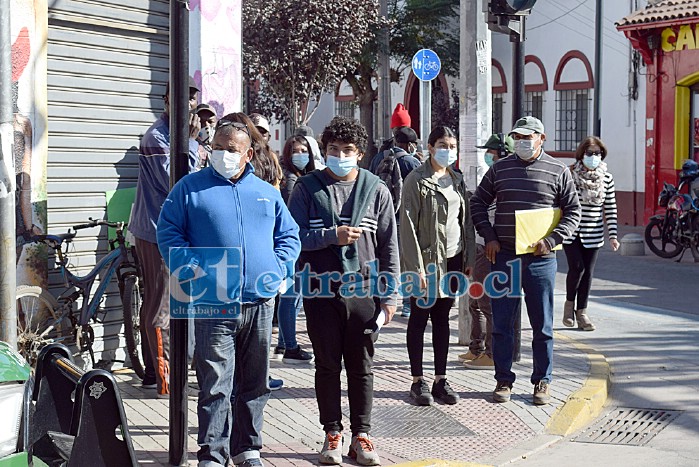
left=210, top=149, right=244, bottom=179
left=514, top=138, right=539, bottom=160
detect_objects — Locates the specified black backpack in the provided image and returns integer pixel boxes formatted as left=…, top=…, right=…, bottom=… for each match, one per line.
left=373, top=148, right=403, bottom=214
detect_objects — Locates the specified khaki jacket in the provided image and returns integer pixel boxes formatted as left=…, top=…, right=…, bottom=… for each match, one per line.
left=399, top=160, right=476, bottom=298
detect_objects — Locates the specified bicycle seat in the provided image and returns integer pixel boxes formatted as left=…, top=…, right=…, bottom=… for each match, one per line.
left=29, top=232, right=76, bottom=247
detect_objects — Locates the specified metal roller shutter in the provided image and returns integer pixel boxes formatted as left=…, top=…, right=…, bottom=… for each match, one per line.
left=46, top=0, right=169, bottom=369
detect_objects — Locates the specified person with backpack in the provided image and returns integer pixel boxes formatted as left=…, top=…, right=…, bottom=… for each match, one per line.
left=375, top=103, right=412, bottom=156
left=370, top=127, right=421, bottom=318
left=399, top=126, right=476, bottom=406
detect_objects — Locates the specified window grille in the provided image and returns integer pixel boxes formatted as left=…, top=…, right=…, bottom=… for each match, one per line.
left=525, top=91, right=544, bottom=121
left=555, top=89, right=590, bottom=152
left=336, top=100, right=356, bottom=120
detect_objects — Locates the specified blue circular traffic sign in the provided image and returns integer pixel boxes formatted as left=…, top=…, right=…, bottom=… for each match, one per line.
left=412, top=49, right=441, bottom=82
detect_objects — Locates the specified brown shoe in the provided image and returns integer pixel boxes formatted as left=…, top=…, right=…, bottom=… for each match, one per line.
left=493, top=381, right=512, bottom=403
left=458, top=350, right=480, bottom=361
left=463, top=354, right=495, bottom=370
left=533, top=381, right=551, bottom=405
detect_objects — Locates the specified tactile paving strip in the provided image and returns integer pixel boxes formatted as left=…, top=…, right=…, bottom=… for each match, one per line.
left=346, top=404, right=476, bottom=438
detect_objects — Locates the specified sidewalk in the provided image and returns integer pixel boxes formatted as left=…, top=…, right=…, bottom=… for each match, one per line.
left=115, top=299, right=591, bottom=466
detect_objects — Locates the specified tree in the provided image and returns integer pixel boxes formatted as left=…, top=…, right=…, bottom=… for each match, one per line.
left=243, top=0, right=386, bottom=128
left=345, top=0, right=460, bottom=158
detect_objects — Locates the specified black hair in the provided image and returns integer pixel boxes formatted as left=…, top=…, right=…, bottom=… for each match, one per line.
left=320, top=116, right=368, bottom=153
left=427, top=126, right=457, bottom=147
left=220, top=112, right=282, bottom=186
left=281, top=136, right=314, bottom=176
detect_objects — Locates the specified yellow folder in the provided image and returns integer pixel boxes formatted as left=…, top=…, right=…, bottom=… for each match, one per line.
left=515, top=207, right=563, bottom=255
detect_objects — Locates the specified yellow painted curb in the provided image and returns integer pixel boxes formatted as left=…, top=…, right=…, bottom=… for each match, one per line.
left=546, top=332, right=611, bottom=437
left=390, top=460, right=492, bottom=467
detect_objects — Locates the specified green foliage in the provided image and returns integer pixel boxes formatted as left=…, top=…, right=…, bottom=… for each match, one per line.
left=243, top=0, right=385, bottom=126
left=389, top=0, right=460, bottom=79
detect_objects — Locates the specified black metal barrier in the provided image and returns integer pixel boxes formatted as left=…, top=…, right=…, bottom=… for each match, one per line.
left=30, top=344, right=137, bottom=466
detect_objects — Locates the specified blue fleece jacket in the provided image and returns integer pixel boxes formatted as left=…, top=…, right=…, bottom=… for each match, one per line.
left=156, top=165, right=301, bottom=304
left=130, top=113, right=200, bottom=244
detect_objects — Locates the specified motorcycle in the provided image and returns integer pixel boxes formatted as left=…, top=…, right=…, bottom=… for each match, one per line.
left=644, top=160, right=699, bottom=262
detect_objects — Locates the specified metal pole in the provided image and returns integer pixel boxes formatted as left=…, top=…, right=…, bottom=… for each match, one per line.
left=512, top=30, right=525, bottom=124
left=511, top=21, right=525, bottom=363
left=0, top=0, right=18, bottom=347
left=593, top=0, right=602, bottom=136
left=377, top=0, right=391, bottom=142
left=419, top=80, right=432, bottom=141
left=169, top=0, right=189, bottom=464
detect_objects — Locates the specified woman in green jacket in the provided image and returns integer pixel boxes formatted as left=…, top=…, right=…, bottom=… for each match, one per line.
left=399, top=126, right=476, bottom=406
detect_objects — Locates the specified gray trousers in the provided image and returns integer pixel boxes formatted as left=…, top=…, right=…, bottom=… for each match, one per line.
left=135, top=238, right=170, bottom=394
left=468, top=243, right=493, bottom=356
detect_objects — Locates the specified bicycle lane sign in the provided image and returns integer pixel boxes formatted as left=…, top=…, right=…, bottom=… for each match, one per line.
left=412, top=48, right=441, bottom=82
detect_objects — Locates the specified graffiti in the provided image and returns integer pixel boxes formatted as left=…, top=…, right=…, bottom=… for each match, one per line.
left=13, top=1, right=48, bottom=289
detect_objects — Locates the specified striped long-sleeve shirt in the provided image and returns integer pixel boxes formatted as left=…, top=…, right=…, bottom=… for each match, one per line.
left=563, top=171, right=618, bottom=248
left=470, top=152, right=581, bottom=254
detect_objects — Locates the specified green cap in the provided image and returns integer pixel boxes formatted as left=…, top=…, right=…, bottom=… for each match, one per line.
left=510, top=116, right=545, bottom=136
left=477, top=134, right=515, bottom=153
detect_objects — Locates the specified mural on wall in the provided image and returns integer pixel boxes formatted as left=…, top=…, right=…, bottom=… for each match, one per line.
left=13, top=0, right=48, bottom=289
left=190, top=0, right=243, bottom=117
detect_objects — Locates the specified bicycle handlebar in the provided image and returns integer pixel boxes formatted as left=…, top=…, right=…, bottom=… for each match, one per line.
left=72, top=217, right=124, bottom=230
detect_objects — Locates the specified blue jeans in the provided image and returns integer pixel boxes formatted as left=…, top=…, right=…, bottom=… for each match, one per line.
left=277, top=274, right=302, bottom=350
left=194, top=300, right=273, bottom=467
left=491, top=251, right=556, bottom=385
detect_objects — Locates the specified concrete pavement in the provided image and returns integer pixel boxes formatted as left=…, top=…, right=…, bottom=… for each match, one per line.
left=115, top=301, right=592, bottom=466
left=114, top=225, right=699, bottom=466
left=504, top=226, right=699, bottom=466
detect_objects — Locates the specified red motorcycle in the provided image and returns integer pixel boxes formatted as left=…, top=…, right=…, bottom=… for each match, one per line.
left=645, top=160, right=699, bottom=262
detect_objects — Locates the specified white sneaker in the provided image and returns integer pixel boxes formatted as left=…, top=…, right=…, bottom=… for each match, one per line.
left=318, top=431, right=343, bottom=465
left=348, top=432, right=380, bottom=466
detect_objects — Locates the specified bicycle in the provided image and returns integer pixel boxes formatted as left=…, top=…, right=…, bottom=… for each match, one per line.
left=16, top=218, right=145, bottom=378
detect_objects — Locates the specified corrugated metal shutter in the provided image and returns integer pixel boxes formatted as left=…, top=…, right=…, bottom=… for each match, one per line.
left=46, top=0, right=169, bottom=368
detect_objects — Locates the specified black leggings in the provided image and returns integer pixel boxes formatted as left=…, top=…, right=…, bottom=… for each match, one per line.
left=563, top=236, right=600, bottom=310
left=406, top=254, right=461, bottom=377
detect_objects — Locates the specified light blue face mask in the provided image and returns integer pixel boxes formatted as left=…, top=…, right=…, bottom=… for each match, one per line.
left=433, top=148, right=457, bottom=168
left=292, top=152, right=310, bottom=170
left=484, top=153, right=495, bottom=167
left=582, top=153, right=602, bottom=170
left=325, top=155, right=357, bottom=177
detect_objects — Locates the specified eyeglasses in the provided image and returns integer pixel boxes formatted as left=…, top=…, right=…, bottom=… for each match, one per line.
left=215, top=119, right=251, bottom=138
left=584, top=151, right=601, bottom=157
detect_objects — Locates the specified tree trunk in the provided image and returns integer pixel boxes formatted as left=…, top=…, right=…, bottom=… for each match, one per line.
left=347, top=68, right=378, bottom=168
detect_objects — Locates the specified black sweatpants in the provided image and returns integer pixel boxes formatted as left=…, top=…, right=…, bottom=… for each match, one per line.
left=563, top=236, right=600, bottom=310
left=304, top=294, right=379, bottom=435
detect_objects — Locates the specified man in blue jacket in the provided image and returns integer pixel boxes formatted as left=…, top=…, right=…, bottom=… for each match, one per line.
left=129, top=76, right=201, bottom=396
left=157, top=119, right=300, bottom=467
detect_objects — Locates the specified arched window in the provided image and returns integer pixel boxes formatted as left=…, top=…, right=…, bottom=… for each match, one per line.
left=554, top=51, right=594, bottom=152
left=525, top=55, right=548, bottom=121
left=492, top=59, right=507, bottom=134
left=335, top=79, right=356, bottom=119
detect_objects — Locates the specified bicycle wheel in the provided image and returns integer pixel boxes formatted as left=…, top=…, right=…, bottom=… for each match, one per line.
left=16, top=285, right=61, bottom=366
left=645, top=216, right=683, bottom=258
left=122, top=275, right=145, bottom=379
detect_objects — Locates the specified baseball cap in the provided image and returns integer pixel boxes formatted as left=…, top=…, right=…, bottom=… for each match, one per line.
left=510, top=116, right=545, bottom=136
left=294, top=125, right=314, bottom=138
left=477, top=134, right=515, bottom=153
left=195, top=103, right=215, bottom=116
left=394, top=126, right=418, bottom=144
left=165, top=75, right=200, bottom=95
left=249, top=113, right=270, bottom=133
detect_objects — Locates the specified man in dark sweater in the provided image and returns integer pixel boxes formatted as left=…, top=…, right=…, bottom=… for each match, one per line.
left=288, top=116, right=399, bottom=466
left=470, top=116, right=581, bottom=406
